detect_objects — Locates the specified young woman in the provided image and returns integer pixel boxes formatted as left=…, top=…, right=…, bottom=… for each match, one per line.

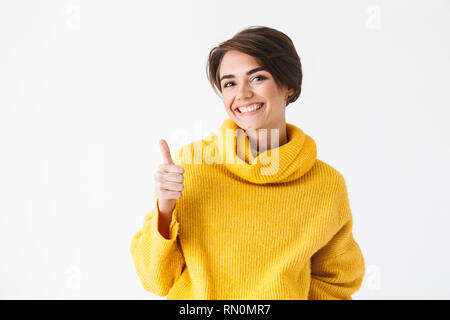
left=130, top=26, right=365, bottom=300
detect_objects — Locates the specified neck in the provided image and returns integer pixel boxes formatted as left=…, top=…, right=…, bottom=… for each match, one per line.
left=244, top=122, right=288, bottom=158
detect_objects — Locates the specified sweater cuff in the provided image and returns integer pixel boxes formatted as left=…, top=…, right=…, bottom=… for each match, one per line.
left=153, top=198, right=180, bottom=242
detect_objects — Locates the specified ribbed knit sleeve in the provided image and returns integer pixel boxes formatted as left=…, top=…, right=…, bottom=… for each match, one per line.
left=130, top=197, right=185, bottom=297
left=308, top=178, right=365, bottom=300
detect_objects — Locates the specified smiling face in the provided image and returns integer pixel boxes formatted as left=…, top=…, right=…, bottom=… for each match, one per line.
left=218, top=50, right=294, bottom=131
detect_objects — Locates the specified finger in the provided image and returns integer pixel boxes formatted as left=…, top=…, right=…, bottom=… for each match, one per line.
left=160, top=139, right=174, bottom=165
left=155, top=171, right=184, bottom=183
left=157, top=180, right=184, bottom=192
left=158, top=163, right=184, bottom=174
left=158, top=190, right=182, bottom=199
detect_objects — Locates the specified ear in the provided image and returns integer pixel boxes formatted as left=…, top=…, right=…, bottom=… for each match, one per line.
left=286, top=88, right=294, bottom=97
left=285, top=88, right=294, bottom=103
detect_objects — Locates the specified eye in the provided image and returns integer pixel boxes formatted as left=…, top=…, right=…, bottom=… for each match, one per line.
left=252, top=75, right=267, bottom=82
left=223, top=75, right=267, bottom=89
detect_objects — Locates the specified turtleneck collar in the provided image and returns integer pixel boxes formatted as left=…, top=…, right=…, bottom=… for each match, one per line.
left=215, top=118, right=317, bottom=184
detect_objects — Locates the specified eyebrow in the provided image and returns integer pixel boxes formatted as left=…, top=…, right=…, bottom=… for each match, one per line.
left=219, top=66, right=267, bottom=82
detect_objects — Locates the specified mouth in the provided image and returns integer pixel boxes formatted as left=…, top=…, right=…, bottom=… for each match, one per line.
left=235, top=102, right=265, bottom=117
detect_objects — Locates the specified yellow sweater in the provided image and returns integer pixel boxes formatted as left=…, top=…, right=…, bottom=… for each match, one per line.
left=130, top=118, right=365, bottom=300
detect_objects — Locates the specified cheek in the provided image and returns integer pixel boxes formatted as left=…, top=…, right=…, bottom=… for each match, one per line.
left=255, top=82, right=275, bottom=97
left=222, top=94, right=233, bottom=108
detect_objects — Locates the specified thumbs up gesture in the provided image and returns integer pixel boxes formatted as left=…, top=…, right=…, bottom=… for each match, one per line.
left=155, top=139, right=185, bottom=216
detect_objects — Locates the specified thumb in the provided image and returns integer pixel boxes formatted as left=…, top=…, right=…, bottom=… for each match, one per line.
left=159, top=139, right=174, bottom=164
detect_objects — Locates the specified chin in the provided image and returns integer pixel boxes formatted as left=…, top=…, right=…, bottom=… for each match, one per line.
left=238, top=122, right=264, bottom=132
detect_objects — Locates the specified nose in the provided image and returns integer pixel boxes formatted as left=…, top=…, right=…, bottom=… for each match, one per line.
left=236, top=81, right=253, bottom=100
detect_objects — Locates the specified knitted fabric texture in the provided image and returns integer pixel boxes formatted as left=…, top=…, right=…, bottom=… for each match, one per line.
left=130, top=117, right=365, bottom=299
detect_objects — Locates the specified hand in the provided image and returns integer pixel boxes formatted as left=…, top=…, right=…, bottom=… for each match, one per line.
left=155, top=139, right=184, bottom=215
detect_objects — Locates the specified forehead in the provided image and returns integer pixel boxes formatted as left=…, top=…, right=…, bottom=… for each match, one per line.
left=219, top=50, right=262, bottom=77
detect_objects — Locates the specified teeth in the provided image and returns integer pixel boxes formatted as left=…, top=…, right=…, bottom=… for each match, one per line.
left=238, top=103, right=263, bottom=113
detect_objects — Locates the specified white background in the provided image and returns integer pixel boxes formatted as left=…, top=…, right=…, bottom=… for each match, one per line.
left=1, top=0, right=449, bottom=299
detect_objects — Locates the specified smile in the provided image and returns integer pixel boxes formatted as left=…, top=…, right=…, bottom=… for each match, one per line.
left=236, top=103, right=265, bottom=116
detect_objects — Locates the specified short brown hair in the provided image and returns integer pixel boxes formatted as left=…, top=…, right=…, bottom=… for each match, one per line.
left=206, top=25, right=302, bottom=107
